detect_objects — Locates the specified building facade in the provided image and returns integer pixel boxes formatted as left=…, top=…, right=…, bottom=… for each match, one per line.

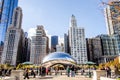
left=51, top=36, right=58, bottom=52
left=22, top=32, right=31, bottom=62
left=69, top=15, right=88, bottom=64
left=86, top=38, right=102, bottom=64
left=26, top=38, right=31, bottom=61
left=0, top=0, right=18, bottom=44
left=0, top=45, right=3, bottom=62
left=97, top=34, right=120, bottom=63
left=30, top=25, right=49, bottom=65
left=1, top=7, right=24, bottom=66
left=105, top=1, right=120, bottom=35
left=64, top=33, right=69, bottom=53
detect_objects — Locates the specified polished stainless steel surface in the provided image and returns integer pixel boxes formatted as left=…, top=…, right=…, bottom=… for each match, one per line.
left=42, top=52, right=76, bottom=67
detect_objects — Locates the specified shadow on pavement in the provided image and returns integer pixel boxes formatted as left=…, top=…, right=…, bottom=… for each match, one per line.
left=39, top=76, right=53, bottom=79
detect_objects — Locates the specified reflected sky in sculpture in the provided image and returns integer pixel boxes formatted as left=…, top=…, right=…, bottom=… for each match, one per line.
left=42, top=52, right=76, bottom=67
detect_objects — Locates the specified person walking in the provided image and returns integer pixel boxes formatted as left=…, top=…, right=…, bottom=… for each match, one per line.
left=24, top=68, right=29, bottom=79
left=31, top=69, right=36, bottom=78
left=105, top=66, right=111, bottom=78
left=66, top=66, right=70, bottom=77
left=70, top=65, right=75, bottom=77
left=114, top=65, right=119, bottom=78
left=81, top=68, right=85, bottom=75
left=46, top=67, right=49, bottom=75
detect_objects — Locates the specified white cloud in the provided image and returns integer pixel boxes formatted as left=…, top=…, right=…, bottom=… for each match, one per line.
left=28, top=28, right=52, bottom=47
left=27, top=27, right=64, bottom=48
left=28, top=28, right=36, bottom=38
left=59, top=37, right=64, bottom=45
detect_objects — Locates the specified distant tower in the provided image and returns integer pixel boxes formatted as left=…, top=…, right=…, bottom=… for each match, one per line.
left=64, top=33, right=69, bottom=53
left=26, top=38, right=31, bottom=61
left=69, top=15, right=88, bottom=64
left=105, top=1, right=120, bottom=35
left=23, top=32, right=31, bottom=62
left=30, top=25, right=49, bottom=65
left=0, top=0, right=18, bottom=44
left=1, top=7, right=24, bottom=66
left=51, top=36, right=58, bottom=52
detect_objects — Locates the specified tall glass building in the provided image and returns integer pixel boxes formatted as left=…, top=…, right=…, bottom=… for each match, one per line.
left=51, top=36, right=58, bottom=52
left=0, top=0, right=18, bottom=45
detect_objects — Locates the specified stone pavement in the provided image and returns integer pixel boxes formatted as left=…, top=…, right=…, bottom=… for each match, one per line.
left=22, top=75, right=92, bottom=80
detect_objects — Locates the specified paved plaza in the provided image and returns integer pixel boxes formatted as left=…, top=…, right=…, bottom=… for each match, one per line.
left=21, top=75, right=92, bottom=80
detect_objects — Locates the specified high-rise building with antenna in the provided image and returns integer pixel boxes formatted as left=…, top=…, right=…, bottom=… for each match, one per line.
left=69, top=15, right=88, bottom=64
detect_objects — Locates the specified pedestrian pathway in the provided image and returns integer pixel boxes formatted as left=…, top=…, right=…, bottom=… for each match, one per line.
left=22, top=75, right=92, bottom=80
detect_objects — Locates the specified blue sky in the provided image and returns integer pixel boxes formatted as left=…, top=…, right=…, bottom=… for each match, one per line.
left=18, top=0, right=107, bottom=38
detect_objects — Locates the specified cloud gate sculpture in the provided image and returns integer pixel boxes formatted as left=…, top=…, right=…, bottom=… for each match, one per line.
left=42, top=52, right=76, bottom=67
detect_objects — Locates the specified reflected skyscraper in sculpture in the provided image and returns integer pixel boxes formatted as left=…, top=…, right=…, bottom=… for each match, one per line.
left=42, top=52, right=76, bottom=67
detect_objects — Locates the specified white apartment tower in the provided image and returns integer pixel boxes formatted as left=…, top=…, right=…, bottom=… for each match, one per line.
left=69, top=15, right=88, bottom=64
left=105, top=0, right=120, bottom=35
left=30, top=25, right=49, bottom=65
left=1, top=7, right=24, bottom=66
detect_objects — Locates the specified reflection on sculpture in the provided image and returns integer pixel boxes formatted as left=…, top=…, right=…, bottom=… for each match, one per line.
left=42, top=52, right=76, bottom=67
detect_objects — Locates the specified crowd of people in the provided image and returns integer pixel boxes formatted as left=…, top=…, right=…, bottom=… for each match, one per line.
left=23, top=65, right=77, bottom=79
left=23, top=66, right=51, bottom=79
left=23, top=65, right=120, bottom=79
left=100, top=65, right=120, bottom=78
left=0, top=64, right=119, bottom=79
left=0, top=68, right=12, bottom=77
left=66, top=65, right=76, bottom=77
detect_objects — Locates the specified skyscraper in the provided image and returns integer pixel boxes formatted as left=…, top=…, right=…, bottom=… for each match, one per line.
left=51, top=36, right=58, bottom=52
left=69, top=15, right=88, bottom=64
left=86, top=38, right=102, bottom=64
left=0, top=45, right=3, bottom=62
left=1, top=7, right=23, bottom=66
left=0, top=0, right=18, bottom=44
left=30, top=25, right=49, bottom=65
left=64, top=33, right=69, bottom=53
left=105, top=0, right=120, bottom=35
left=22, top=32, right=31, bottom=62
left=97, top=34, right=120, bottom=63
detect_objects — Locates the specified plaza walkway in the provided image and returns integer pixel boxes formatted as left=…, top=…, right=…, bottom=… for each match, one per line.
left=22, top=75, right=92, bottom=80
